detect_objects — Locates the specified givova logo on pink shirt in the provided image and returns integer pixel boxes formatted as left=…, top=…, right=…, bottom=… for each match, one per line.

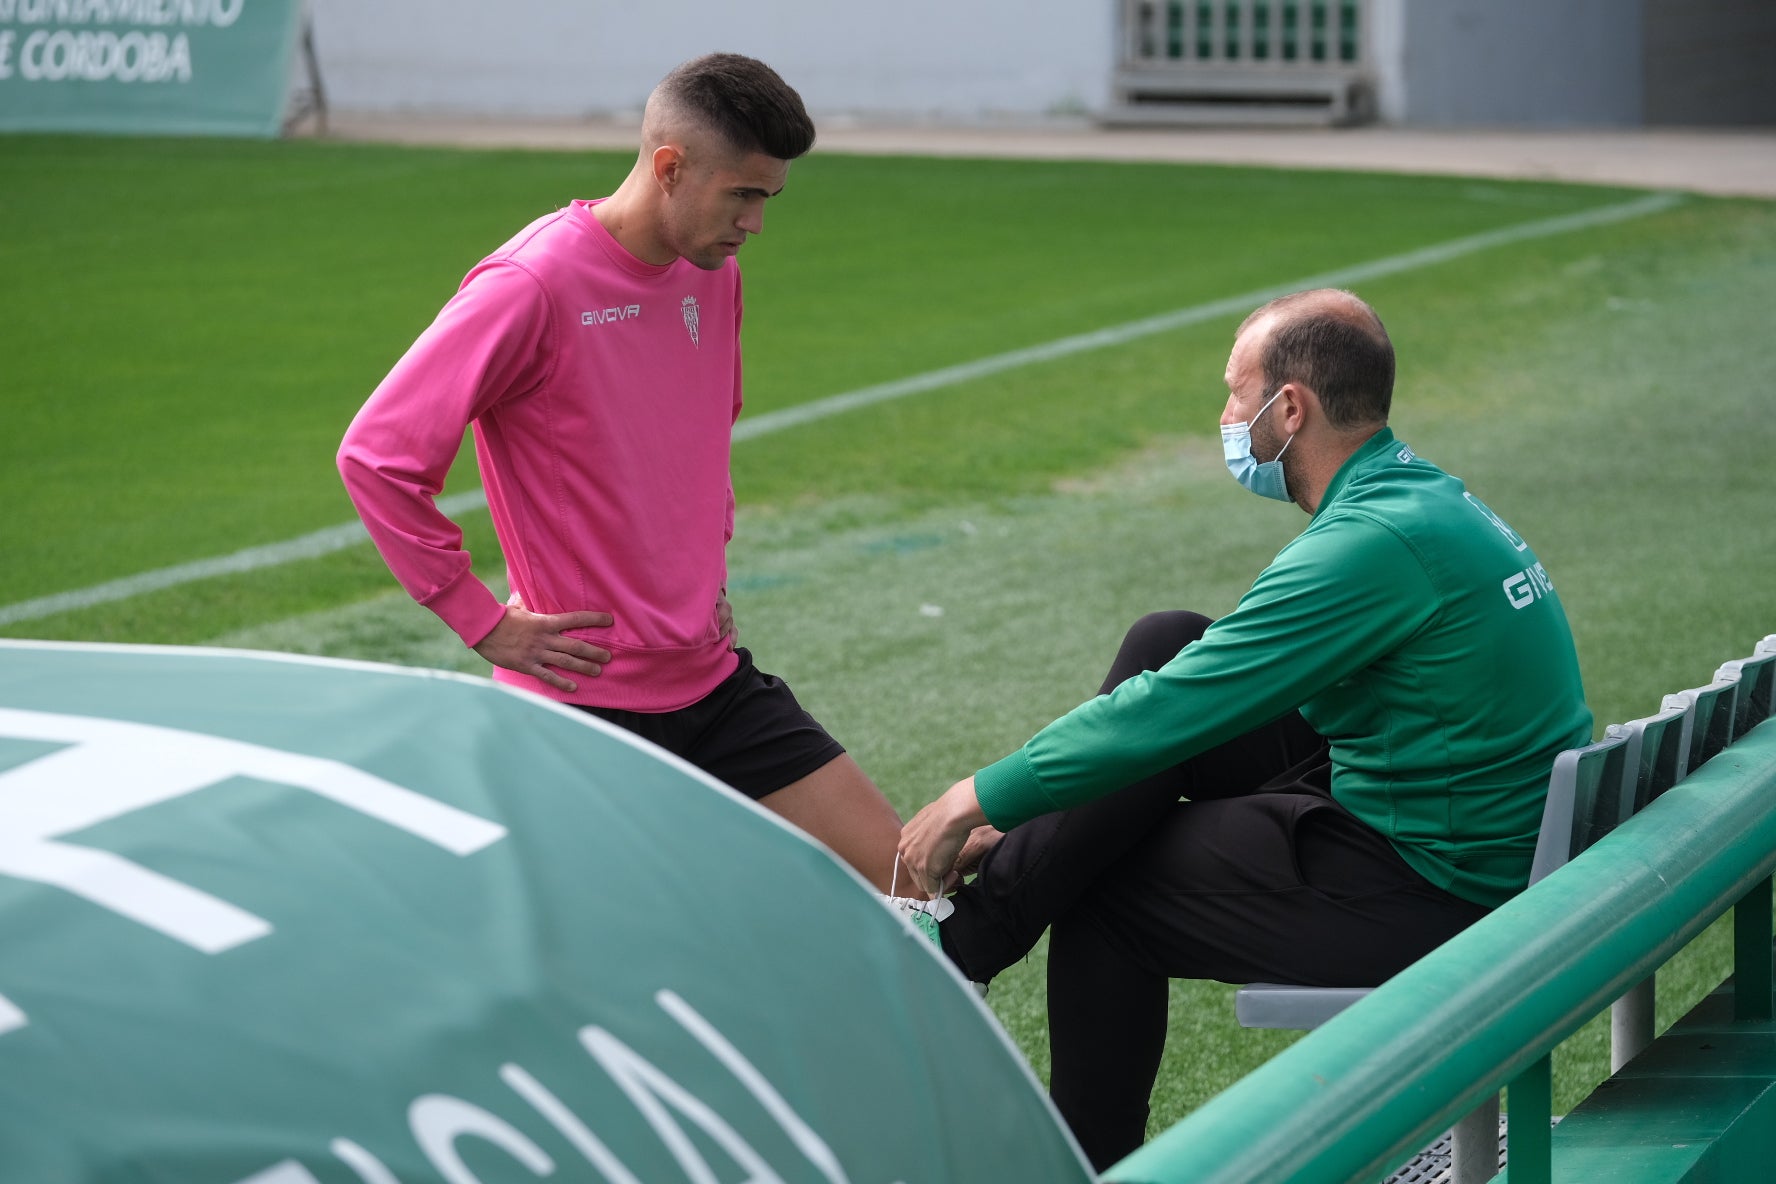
left=581, top=304, right=641, bottom=326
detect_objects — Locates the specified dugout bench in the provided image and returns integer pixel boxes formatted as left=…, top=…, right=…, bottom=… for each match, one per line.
left=1231, top=634, right=1776, bottom=1184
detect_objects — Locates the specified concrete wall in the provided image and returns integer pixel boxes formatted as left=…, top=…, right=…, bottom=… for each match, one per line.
left=1394, top=0, right=1644, bottom=127
left=1644, top=0, right=1776, bottom=126
left=306, top=2, right=1770, bottom=130
left=307, top=0, right=1114, bottom=123
left=1366, top=0, right=1409, bottom=125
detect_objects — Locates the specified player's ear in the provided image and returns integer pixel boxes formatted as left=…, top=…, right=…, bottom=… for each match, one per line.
left=650, top=143, right=683, bottom=191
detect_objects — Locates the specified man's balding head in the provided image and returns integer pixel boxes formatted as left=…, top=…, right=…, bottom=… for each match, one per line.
left=642, top=53, right=815, bottom=164
left=1238, top=289, right=1395, bottom=430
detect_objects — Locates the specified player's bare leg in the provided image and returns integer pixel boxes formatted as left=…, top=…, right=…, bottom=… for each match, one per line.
left=759, top=753, right=928, bottom=898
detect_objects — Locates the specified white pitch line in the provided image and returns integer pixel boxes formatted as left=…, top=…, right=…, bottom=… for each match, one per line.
left=0, top=190, right=1682, bottom=629
left=0, top=490, right=487, bottom=629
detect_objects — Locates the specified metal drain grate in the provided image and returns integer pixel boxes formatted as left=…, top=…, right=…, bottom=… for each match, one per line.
left=1382, top=1116, right=1508, bottom=1184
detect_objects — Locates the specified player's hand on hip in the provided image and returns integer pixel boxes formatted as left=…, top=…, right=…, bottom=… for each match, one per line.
left=473, top=606, right=613, bottom=694
left=715, top=591, right=740, bottom=650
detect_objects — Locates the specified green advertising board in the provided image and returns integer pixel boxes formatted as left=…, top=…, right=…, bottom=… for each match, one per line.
left=0, top=0, right=303, bottom=137
left=0, top=640, right=1092, bottom=1183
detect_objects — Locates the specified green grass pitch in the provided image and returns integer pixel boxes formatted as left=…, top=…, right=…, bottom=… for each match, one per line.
left=2, top=132, right=1774, bottom=1139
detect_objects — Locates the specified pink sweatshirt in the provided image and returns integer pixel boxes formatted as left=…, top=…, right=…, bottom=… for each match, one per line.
left=338, top=199, right=743, bottom=711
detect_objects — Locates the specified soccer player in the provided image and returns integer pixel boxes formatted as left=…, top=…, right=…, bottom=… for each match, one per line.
left=339, top=53, right=918, bottom=897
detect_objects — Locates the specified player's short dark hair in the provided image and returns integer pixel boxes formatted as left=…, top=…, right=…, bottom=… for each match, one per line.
left=1247, top=290, right=1394, bottom=428
left=656, top=53, right=815, bottom=161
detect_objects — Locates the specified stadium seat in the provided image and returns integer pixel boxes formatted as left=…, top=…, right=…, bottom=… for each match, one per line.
left=1714, top=646, right=1776, bottom=740
left=1611, top=701, right=1692, bottom=815
left=1599, top=699, right=1695, bottom=1070
left=1527, top=732, right=1636, bottom=882
left=1663, top=678, right=1740, bottom=772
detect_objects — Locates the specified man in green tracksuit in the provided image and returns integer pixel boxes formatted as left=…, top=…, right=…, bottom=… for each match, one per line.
left=899, top=288, right=1592, bottom=1170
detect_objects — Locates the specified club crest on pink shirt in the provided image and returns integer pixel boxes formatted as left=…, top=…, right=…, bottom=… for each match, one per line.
left=681, top=295, right=700, bottom=347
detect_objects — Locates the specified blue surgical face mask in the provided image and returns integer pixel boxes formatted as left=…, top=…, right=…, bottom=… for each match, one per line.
left=1221, top=388, right=1295, bottom=502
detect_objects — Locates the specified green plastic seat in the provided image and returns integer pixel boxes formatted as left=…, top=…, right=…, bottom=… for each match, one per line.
left=1665, top=678, right=1740, bottom=772
left=1715, top=644, right=1776, bottom=741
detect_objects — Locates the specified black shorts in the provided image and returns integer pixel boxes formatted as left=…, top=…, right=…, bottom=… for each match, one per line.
left=573, top=648, right=846, bottom=801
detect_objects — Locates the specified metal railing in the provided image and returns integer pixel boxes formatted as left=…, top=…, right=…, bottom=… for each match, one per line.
left=1104, top=718, right=1776, bottom=1184
left=1121, top=0, right=1365, bottom=66
left=1110, top=1, right=1374, bottom=124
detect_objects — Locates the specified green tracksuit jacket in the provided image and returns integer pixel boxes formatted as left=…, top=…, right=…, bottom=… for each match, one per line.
left=973, top=428, right=1593, bottom=908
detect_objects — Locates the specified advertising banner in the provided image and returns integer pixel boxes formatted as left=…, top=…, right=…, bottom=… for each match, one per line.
left=0, top=0, right=303, bottom=138
left=0, top=640, right=1091, bottom=1183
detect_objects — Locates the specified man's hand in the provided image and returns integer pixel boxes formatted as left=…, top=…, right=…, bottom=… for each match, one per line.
left=473, top=606, right=613, bottom=694
left=953, top=824, right=1006, bottom=879
left=716, top=591, right=740, bottom=650
left=898, top=776, right=990, bottom=897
